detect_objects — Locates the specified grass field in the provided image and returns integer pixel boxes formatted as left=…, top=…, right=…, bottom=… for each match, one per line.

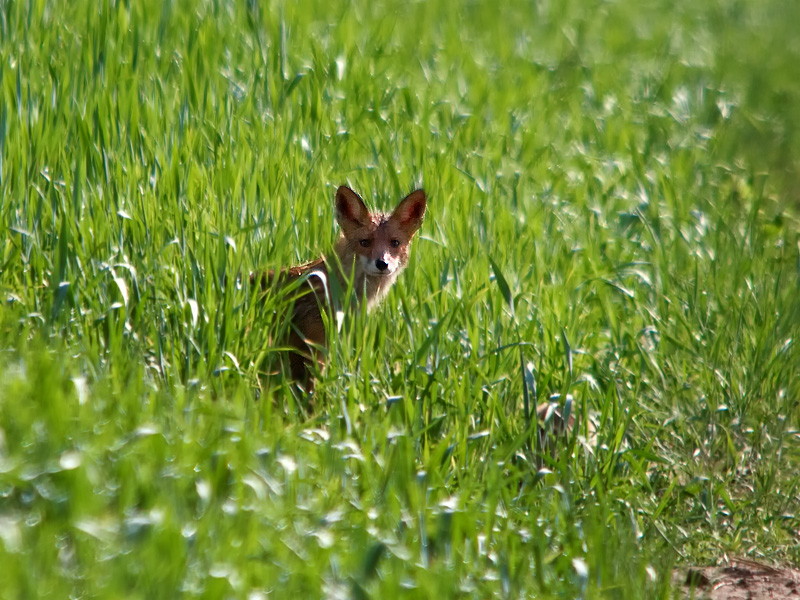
left=1, top=0, right=799, bottom=597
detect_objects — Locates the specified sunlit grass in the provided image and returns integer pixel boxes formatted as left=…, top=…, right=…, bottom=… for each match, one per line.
left=1, top=0, right=799, bottom=597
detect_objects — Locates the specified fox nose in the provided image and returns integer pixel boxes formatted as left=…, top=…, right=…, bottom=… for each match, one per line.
left=375, top=259, right=388, bottom=271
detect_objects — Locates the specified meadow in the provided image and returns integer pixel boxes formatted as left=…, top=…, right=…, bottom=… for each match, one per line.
left=1, top=0, right=799, bottom=597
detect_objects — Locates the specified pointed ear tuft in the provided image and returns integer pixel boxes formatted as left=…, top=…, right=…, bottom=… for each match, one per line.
left=391, top=190, right=427, bottom=236
left=335, top=186, right=370, bottom=232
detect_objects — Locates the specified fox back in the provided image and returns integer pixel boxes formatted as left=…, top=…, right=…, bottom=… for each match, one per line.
left=252, top=186, right=427, bottom=390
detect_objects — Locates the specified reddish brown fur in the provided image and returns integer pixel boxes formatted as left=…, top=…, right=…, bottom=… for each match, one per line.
left=251, top=186, right=427, bottom=390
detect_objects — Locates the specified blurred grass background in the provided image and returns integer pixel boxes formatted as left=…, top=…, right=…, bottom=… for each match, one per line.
left=1, top=0, right=799, bottom=597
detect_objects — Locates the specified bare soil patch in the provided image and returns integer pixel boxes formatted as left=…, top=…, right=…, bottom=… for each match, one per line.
left=675, top=560, right=800, bottom=599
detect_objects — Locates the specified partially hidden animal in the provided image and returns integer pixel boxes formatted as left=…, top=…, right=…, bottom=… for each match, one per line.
left=251, top=185, right=427, bottom=390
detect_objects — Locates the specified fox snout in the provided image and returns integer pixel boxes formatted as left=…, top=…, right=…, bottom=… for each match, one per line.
left=362, top=252, right=400, bottom=276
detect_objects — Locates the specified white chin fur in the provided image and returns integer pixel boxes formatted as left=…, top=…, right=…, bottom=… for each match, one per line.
left=365, top=268, right=395, bottom=276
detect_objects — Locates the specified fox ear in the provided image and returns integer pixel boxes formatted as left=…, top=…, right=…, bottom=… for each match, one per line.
left=391, top=190, right=427, bottom=236
left=335, top=186, right=370, bottom=233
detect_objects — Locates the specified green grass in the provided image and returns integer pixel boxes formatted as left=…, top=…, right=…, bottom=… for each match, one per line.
left=1, top=0, right=800, bottom=597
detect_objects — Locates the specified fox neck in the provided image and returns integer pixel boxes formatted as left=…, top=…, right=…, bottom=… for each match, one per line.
left=330, top=236, right=399, bottom=311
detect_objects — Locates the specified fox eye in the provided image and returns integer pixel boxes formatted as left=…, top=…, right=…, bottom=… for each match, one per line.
left=390, top=239, right=400, bottom=248
left=359, top=239, right=371, bottom=248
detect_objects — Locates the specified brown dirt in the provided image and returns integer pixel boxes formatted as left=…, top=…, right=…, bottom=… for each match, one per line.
left=674, top=560, right=800, bottom=599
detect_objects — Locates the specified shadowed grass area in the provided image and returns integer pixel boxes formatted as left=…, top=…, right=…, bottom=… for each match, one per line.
left=1, top=0, right=799, bottom=597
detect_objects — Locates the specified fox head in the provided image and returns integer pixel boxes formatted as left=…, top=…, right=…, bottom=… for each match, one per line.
left=334, top=186, right=427, bottom=281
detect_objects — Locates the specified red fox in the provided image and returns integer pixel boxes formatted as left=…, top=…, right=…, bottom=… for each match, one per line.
left=251, top=185, right=427, bottom=390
